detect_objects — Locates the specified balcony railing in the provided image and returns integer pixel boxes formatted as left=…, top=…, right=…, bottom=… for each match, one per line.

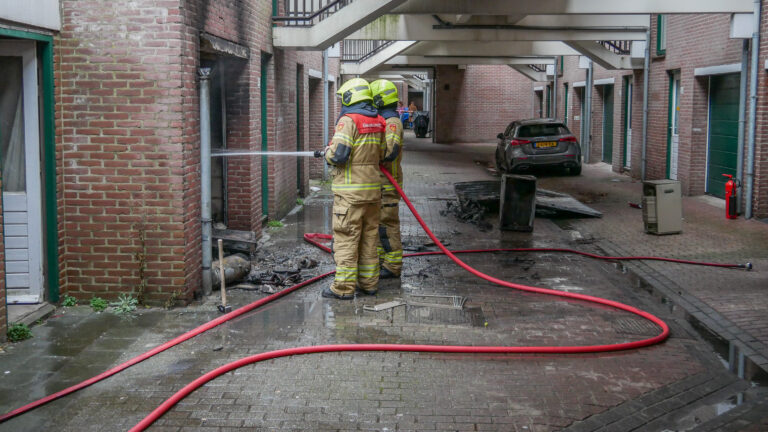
left=342, top=40, right=394, bottom=63
left=272, top=0, right=352, bottom=27
left=598, top=40, right=631, bottom=55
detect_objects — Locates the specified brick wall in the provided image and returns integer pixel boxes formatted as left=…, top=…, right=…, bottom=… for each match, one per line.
left=519, top=13, right=755, bottom=204
left=754, top=1, right=768, bottom=218
left=56, top=0, right=340, bottom=302
left=58, top=0, right=189, bottom=303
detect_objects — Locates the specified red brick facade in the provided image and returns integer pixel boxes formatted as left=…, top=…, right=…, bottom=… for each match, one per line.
left=3, top=3, right=768, bottom=318
left=434, top=65, right=533, bottom=143
left=435, top=13, right=767, bottom=218
left=55, top=0, right=339, bottom=304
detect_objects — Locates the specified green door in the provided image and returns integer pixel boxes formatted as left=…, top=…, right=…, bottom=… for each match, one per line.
left=546, top=85, right=551, bottom=117
left=707, top=73, right=740, bottom=198
left=602, top=85, right=614, bottom=163
left=296, top=67, right=302, bottom=196
left=260, top=55, right=269, bottom=216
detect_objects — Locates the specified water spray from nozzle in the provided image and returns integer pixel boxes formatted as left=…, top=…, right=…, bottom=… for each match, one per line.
left=210, top=150, right=325, bottom=158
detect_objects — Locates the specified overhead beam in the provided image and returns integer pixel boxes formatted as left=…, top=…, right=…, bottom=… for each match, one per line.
left=564, top=41, right=637, bottom=70
left=509, top=65, right=547, bottom=82
left=347, top=15, right=647, bottom=42
left=512, top=14, right=650, bottom=27
left=273, top=0, right=406, bottom=49
left=403, top=41, right=580, bottom=57
left=391, top=0, right=754, bottom=14
left=386, top=56, right=555, bottom=66
left=340, top=41, right=416, bottom=75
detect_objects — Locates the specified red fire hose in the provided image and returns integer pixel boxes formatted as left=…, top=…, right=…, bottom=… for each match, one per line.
left=0, top=167, right=750, bottom=430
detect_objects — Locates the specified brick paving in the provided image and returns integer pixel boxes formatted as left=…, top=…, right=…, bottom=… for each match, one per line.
left=0, top=133, right=764, bottom=431
left=534, top=159, right=768, bottom=374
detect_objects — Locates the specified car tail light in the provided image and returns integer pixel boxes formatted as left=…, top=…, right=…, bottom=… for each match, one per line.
left=559, top=136, right=578, bottom=143
left=509, top=139, right=531, bottom=146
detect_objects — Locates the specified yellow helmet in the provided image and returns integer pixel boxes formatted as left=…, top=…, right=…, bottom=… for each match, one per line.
left=370, top=79, right=399, bottom=108
left=336, top=78, right=372, bottom=106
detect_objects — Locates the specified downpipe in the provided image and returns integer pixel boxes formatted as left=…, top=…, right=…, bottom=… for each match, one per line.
left=584, top=59, right=594, bottom=163
left=737, top=39, right=749, bottom=213
left=746, top=0, right=762, bottom=219
left=641, top=27, right=651, bottom=181
left=199, top=68, right=213, bottom=296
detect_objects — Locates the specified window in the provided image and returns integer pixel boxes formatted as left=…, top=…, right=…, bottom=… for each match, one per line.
left=504, top=122, right=516, bottom=137
left=517, top=123, right=570, bottom=138
left=656, top=15, right=667, bottom=56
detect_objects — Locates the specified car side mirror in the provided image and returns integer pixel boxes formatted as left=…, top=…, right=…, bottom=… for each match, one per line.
left=497, top=133, right=504, bottom=140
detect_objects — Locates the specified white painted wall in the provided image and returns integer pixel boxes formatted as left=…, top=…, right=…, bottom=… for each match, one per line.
left=0, top=0, right=61, bottom=31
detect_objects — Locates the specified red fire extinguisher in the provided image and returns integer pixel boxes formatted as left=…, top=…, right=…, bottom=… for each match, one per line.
left=723, top=174, right=740, bottom=219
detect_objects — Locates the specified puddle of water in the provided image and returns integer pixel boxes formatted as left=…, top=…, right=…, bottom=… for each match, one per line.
left=405, top=305, right=485, bottom=327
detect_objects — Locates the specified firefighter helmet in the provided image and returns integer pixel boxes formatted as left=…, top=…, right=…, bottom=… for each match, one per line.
left=370, top=79, right=399, bottom=108
left=337, top=78, right=373, bottom=106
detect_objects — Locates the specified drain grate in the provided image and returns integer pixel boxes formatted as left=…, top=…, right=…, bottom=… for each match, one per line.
left=613, top=317, right=662, bottom=336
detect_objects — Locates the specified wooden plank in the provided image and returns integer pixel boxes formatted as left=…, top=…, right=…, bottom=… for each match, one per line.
left=6, top=249, right=29, bottom=261
left=5, top=261, right=29, bottom=273
left=5, top=236, right=28, bottom=249
left=2, top=193, right=27, bottom=211
left=7, top=273, right=30, bottom=288
left=4, top=224, right=28, bottom=237
left=4, top=212, right=28, bottom=224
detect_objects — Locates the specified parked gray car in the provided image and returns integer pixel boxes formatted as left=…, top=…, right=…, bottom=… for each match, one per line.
left=495, top=119, right=582, bottom=175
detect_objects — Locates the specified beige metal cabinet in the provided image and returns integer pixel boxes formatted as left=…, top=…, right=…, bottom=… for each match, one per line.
left=642, top=180, right=682, bottom=235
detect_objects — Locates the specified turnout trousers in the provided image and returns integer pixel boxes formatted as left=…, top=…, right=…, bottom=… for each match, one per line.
left=377, top=197, right=403, bottom=276
left=330, top=196, right=381, bottom=296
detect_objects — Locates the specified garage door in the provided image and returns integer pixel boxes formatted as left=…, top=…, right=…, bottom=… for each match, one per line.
left=707, top=73, right=739, bottom=198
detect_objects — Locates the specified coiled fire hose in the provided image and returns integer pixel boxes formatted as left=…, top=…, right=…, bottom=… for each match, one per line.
left=0, top=167, right=750, bottom=430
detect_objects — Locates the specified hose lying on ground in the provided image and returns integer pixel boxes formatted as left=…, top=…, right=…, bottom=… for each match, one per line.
left=0, top=167, right=750, bottom=429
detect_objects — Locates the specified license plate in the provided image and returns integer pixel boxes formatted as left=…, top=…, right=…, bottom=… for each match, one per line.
left=535, top=141, right=557, bottom=148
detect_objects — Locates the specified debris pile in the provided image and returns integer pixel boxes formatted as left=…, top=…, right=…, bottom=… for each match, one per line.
left=246, top=269, right=302, bottom=287
left=440, top=200, right=493, bottom=232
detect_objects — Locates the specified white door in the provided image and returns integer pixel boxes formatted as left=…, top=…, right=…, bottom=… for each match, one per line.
left=625, top=81, right=632, bottom=168
left=0, top=41, right=44, bottom=304
left=670, top=72, right=681, bottom=180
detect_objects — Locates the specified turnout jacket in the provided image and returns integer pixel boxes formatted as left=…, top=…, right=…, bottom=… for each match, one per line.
left=325, top=113, right=397, bottom=204
left=380, top=116, right=404, bottom=202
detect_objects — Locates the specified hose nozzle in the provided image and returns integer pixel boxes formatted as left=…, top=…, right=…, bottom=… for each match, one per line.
left=741, top=262, right=753, bottom=271
left=313, top=150, right=325, bottom=158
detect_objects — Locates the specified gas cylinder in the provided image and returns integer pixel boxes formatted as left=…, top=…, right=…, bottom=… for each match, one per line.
left=723, top=174, right=739, bottom=219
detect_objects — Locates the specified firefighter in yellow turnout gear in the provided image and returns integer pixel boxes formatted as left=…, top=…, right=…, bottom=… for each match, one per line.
left=323, top=78, right=398, bottom=299
left=370, top=80, right=404, bottom=279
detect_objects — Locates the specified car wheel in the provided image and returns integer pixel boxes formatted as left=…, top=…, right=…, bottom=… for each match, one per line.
left=569, top=164, right=582, bottom=176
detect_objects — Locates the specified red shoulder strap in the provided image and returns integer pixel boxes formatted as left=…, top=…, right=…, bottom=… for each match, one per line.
left=346, top=114, right=386, bottom=134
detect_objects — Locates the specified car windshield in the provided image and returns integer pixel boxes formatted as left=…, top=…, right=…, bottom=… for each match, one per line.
left=517, top=124, right=569, bottom=138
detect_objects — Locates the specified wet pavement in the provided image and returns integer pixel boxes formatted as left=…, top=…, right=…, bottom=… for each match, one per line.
left=1, top=132, right=766, bottom=431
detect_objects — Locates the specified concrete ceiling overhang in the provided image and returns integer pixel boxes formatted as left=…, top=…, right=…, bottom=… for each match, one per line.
left=386, top=56, right=557, bottom=66
left=346, top=15, right=649, bottom=42
left=278, top=0, right=756, bottom=72
left=390, top=0, right=754, bottom=15
left=401, top=41, right=580, bottom=57
left=273, top=0, right=406, bottom=49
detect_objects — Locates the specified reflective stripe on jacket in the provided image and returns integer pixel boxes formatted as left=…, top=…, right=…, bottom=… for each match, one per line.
left=380, top=117, right=404, bottom=202
left=325, top=114, right=393, bottom=204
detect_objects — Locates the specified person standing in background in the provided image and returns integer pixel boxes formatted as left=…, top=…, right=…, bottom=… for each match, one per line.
left=408, top=101, right=418, bottom=128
